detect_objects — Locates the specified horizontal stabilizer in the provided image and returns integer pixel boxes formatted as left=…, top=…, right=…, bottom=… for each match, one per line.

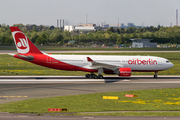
left=8, top=53, right=15, bottom=56
left=17, top=54, right=34, bottom=61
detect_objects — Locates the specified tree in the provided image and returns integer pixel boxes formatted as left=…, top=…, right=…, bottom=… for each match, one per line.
left=35, top=34, right=47, bottom=45
left=157, top=24, right=161, bottom=30
left=124, top=34, right=130, bottom=43
left=120, top=28, right=125, bottom=33
left=13, top=23, right=24, bottom=29
left=50, top=26, right=55, bottom=30
left=49, top=32, right=64, bottom=45
left=39, top=25, right=44, bottom=30
left=107, top=27, right=115, bottom=33
left=127, top=27, right=136, bottom=33
left=116, top=34, right=125, bottom=46
left=117, top=28, right=120, bottom=34
left=32, top=26, right=36, bottom=32
left=31, top=32, right=39, bottom=43
left=130, top=33, right=138, bottom=39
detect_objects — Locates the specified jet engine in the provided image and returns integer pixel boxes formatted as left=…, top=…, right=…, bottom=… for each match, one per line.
left=116, top=67, right=132, bottom=77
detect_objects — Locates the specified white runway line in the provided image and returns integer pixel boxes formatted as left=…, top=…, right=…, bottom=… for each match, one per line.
left=0, top=79, right=130, bottom=82
left=0, top=79, right=180, bottom=83
left=121, top=79, right=130, bottom=81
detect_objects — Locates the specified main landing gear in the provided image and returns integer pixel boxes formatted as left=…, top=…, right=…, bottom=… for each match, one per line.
left=154, top=71, right=158, bottom=78
left=85, top=73, right=103, bottom=79
left=85, top=68, right=104, bottom=79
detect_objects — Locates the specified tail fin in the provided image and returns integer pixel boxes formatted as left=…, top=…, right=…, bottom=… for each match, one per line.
left=10, top=27, right=42, bottom=54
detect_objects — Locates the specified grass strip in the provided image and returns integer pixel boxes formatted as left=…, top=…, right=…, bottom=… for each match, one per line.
left=75, top=112, right=180, bottom=116
left=1, top=46, right=180, bottom=51
left=0, top=88, right=180, bottom=113
left=39, top=47, right=180, bottom=51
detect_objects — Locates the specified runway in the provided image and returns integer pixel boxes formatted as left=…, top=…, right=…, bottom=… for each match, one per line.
left=0, top=113, right=180, bottom=120
left=0, top=76, right=180, bottom=119
left=0, top=75, right=180, bottom=104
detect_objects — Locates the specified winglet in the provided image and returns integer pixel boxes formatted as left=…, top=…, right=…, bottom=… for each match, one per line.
left=87, top=57, right=93, bottom=62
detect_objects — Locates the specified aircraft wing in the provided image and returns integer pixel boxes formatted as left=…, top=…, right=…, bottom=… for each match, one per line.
left=87, top=57, right=124, bottom=71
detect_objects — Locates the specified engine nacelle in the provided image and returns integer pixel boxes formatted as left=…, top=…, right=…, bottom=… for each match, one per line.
left=117, top=67, right=132, bottom=77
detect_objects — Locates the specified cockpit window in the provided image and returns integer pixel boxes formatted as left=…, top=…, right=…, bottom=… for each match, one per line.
left=166, top=61, right=169, bottom=63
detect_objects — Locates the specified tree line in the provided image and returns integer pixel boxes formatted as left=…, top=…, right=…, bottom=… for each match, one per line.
left=0, top=23, right=180, bottom=47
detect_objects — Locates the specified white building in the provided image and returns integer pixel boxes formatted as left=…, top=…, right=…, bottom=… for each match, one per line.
left=130, top=39, right=157, bottom=48
left=77, top=24, right=96, bottom=27
left=75, top=26, right=102, bottom=31
left=64, top=25, right=75, bottom=32
left=64, top=25, right=102, bottom=32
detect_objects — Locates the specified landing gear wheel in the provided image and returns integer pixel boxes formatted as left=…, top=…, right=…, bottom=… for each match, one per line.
left=92, top=74, right=98, bottom=79
left=154, top=75, right=157, bottom=78
left=98, top=75, right=103, bottom=79
left=154, top=71, right=158, bottom=78
left=85, top=74, right=91, bottom=78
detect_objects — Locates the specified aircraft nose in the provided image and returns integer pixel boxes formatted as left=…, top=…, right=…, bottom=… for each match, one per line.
left=170, top=62, right=174, bottom=68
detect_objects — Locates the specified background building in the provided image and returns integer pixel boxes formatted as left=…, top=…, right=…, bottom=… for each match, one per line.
left=77, top=24, right=96, bottom=27
left=64, top=25, right=75, bottom=32
left=130, top=39, right=157, bottom=48
left=75, top=26, right=101, bottom=31
left=64, top=24, right=102, bottom=32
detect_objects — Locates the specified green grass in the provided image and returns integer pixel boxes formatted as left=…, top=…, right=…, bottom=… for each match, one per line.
left=76, top=112, right=180, bottom=116
left=1, top=46, right=180, bottom=51
left=0, top=52, right=180, bottom=75
left=39, top=47, right=180, bottom=51
left=0, top=88, right=180, bottom=113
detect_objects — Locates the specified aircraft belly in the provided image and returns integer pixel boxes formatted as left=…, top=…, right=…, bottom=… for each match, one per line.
left=60, top=61, right=85, bottom=68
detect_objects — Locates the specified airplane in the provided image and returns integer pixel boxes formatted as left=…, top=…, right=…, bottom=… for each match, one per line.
left=9, top=27, right=174, bottom=78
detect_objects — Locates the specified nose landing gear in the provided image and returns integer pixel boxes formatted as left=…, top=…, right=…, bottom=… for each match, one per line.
left=154, top=71, right=158, bottom=78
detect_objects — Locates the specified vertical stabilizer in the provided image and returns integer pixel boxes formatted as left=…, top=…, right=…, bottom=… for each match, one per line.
left=10, top=27, right=42, bottom=54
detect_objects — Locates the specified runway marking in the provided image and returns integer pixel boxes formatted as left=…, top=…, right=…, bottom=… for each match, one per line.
left=0, top=79, right=130, bottom=82
left=103, top=96, right=118, bottom=99
left=121, top=79, right=130, bottom=81
left=0, top=87, right=32, bottom=91
left=0, top=83, right=81, bottom=91
left=0, top=83, right=74, bottom=88
left=0, top=96, right=28, bottom=97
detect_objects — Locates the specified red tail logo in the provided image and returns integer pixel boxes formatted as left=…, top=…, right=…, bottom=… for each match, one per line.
left=10, top=27, right=42, bottom=54
left=17, top=38, right=28, bottom=48
left=14, top=32, right=30, bottom=53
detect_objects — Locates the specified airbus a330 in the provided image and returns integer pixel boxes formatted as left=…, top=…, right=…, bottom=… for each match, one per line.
left=9, top=27, right=174, bottom=78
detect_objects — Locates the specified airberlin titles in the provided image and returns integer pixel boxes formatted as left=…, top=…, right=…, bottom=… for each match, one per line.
left=128, top=58, right=157, bottom=65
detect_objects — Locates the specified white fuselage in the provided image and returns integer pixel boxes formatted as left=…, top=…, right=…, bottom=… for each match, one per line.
left=50, top=55, right=174, bottom=72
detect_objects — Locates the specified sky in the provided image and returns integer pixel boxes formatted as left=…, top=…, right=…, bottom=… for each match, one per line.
left=1, top=0, right=180, bottom=27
